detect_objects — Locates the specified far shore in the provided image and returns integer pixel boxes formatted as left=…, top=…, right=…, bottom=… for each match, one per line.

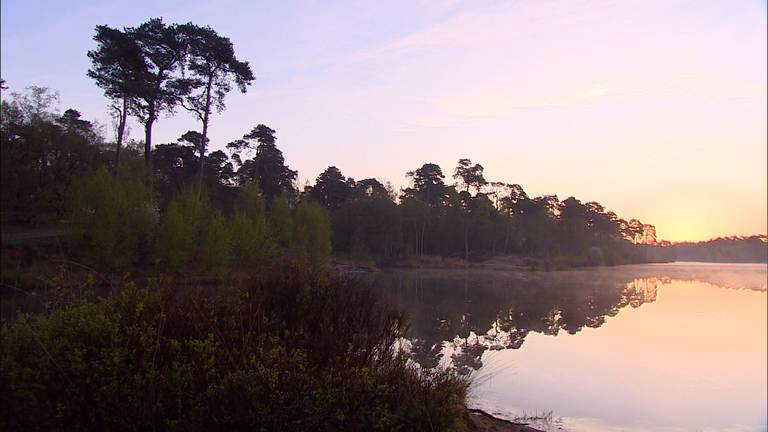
left=467, top=408, right=544, bottom=432
left=334, top=254, right=676, bottom=274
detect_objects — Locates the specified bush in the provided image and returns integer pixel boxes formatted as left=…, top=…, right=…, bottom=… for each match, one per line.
left=268, top=194, right=293, bottom=247
left=290, top=201, right=332, bottom=265
left=200, top=213, right=233, bottom=272
left=155, top=187, right=210, bottom=269
left=230, top=184, right=272, bottom=265
left=0, top=263, right=469, bottom=431
left=70, top=167, right=156, bottom=267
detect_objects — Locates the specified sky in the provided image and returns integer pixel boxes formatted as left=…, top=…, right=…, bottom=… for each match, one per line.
left=1, top=0, right=766, bottom=242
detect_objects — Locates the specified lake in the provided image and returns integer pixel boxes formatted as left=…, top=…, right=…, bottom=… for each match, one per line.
left=371, top=262, right=768, bottom=432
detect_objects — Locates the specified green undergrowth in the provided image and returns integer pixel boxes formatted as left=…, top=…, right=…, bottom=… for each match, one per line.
left=1, top=260, right=469, bottom=432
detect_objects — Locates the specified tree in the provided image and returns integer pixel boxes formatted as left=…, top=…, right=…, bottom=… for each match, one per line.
left=627, top=219, right=645, bottom=244
left=453, top=158, right=487, bottom=194
left=87, top=25, right=144, bottom=170
left=230, top=183, right=271, bottom=263
left=227, top=124, right=297, bottom=201
left=291, top=201, right=332, bottom=264
left=642, top=224, right=657, bottom=245
left=1, top=87, right=105, bottom=218
left=559, top=197, right=590, bottom=253
left=308, top=166, right=351, bottom=209
left=331, top=178, right=399, bottom=258
left=128, top=18, right=195, bottom=169
left=178, top=23, right=254, bottom=191
left=404, top=163, right=448, bottom=207
left=152, top=135, right=200, bottom=200
left=354, top=178, right=390, bottom=200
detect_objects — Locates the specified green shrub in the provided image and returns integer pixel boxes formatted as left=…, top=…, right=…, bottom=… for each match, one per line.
left=235, top=183, right=267, bottom=221
left=155, top=187, right=210, bottom=269
left=1, top=263, right=469, bottom=432
left=70, top=167, right=156, bottom=267
left=200, top=213, right=233, bottom=272
left=290, top=201, right=332, bottom=265
left=268, top=194, right=293, bottom=247
left=230, top=184, right=272, bottom=265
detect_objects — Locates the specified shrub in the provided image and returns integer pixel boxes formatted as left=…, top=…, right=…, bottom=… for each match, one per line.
left=290, top=201, right=332, bottom=265
left=155, top=187, right=210, bottom=269
left=1, top=262, right=469, bottom=431
left=200, top=213, right=233, bottom=272
left=268, top=194, right=293, bottom=247
left=70, top=167, right=156, bottom=267
left=230, top=183, right=272, bottom=265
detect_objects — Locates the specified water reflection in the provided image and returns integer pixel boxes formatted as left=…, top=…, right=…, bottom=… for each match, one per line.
left=372, top=264, right=767, bottom=431
left=371, top=265, right=762, bottom=374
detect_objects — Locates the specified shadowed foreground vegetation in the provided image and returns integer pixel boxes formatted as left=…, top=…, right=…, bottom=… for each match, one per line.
left=1, top=261, right=471, bottom=432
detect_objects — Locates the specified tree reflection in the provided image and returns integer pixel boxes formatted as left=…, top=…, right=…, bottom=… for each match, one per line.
left=372, top=271, right=661, bottom=373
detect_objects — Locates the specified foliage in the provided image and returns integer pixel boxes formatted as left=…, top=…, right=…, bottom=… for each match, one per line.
left=200, top=213, right=233, bottom=272
left=4, top=17, right=678, bottom=270
left=70, top=167, right=156, bottom=267
left=666, top=236, right=768, bottom=263
left=155, top=187, right=210, bottom=268
left=268, top=194, right=294, bottom=247
left=0, top=264, right=469, bottom=431
left=178, top=23, right=254, bottom=187
left=227, top=125, right=298, bottom=200
left=290, top=201, right=332, bottom=265
left=1, top=87, right=106, bottom=219
left=230, top=183, right=271, bottom=264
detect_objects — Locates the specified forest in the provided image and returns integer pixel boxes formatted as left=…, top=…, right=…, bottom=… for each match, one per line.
left=664, top=236, right=767, bottom=263
left=0, top=19, right=663, bottom=272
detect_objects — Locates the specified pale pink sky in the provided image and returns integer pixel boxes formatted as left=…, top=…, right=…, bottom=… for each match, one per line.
left=2, top=0, right=766, bottom=241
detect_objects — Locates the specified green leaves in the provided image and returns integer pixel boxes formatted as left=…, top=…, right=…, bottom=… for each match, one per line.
left=1, top=266, right=469, bottom=432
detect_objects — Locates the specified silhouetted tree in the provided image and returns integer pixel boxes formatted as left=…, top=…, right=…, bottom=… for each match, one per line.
left=178, top=23, right=254, bottom=190
left=453, top=158, right=487, bottom=194
left=88, top=25, right=144, bottom=169
left=128, top=18, right=195, bottom=169
left=404, top=163, right=448, bottom=207
left=228, top=124, right=297, bottom=201
left=1, top=87, right=110, bottom=218
left=308, top=166, right=351, bottom=209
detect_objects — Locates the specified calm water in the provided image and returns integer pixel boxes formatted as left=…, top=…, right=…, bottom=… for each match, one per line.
left=372, top=263, right=768, bottom=432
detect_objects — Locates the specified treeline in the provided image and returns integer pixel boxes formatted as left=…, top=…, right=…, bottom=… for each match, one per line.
left=307, top=161, right=659, bottom=266
left=1, top=17, right=663, bottom=269
left=0, top=84, right=660, bottom=268
left=668, top=236, right=767, bottom=263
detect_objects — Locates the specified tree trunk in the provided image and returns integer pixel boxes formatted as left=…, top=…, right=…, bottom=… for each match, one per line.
left=144, top=116, right=154, bottom=170
left=197, top=78, right=213, bottom=194
left=414, top=224, right=420, bottom=257
left=420, top=220, right=426, bottom=257
left=503, top=224, right=510, bottom=254
left=197, top=117, right=208, bottom=192
left=464, top=225, right=469, bottom=261
left=114, top=96, right=127, bottom=174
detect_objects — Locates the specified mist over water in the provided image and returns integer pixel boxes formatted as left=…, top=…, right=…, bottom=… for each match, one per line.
left=372, top=263, right=768, bottom=432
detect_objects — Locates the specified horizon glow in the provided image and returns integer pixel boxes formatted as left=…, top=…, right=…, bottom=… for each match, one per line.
left=1, top=0, right=766, bottom=242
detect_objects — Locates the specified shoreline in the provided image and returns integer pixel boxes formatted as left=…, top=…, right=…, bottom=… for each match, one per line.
left=334, top=254, right=676, bottom=274
left=466, top=408, right=545, bottom=432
